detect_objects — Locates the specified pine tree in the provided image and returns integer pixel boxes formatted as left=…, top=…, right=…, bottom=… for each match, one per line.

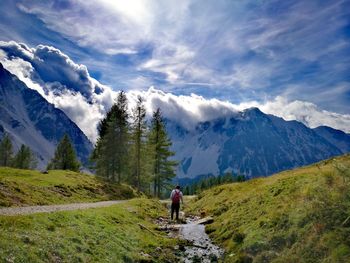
left=149, top=108, right=177, bottom=197
left=13, top=145, right=37, bottom=169
left=130, top=96, right=150, bottom=190
left=0, top=134, right=13, bottom=167
left=90, top=103, right=118, bottom=174
left=93, top=91, right=130, bottom=183
left=47, top=134, right=80, bottom=171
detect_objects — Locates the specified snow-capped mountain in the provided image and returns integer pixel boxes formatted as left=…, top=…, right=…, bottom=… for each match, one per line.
left=168, top=107, right=348, bottom=179
left=0, top=63, right=92, bottom=169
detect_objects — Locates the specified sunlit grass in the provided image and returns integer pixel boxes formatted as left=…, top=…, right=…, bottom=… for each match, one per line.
left=0, top=198, right=177, bottom=262
left=0, top=168, right=137, bottom=207
left=187, top=154, right=350, bottom=262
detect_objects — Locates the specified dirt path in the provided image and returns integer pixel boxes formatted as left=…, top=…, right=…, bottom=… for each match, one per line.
left=0, top=200, right=126, bottom=216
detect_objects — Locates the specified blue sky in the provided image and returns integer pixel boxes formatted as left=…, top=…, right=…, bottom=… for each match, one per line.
left=0, top=0, right=349, bottom=115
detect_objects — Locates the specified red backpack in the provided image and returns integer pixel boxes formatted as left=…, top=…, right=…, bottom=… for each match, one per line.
left=172, top=190, right=181, bottom=204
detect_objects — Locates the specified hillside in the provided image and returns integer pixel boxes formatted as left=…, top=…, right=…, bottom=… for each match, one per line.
left=0, top=63, right=92, bottom=168
left=0, top=168, right=137, bottom=207
left=187, top=154, right=350, bottom=262
left=0, top=198, right=178, bottom=262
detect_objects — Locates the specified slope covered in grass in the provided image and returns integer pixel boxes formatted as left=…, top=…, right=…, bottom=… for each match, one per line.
left=0, top=198, right=178, bottom=262
left=0, top=168, right=137, bottom=207
left=187, top=154, right=350, bottom=263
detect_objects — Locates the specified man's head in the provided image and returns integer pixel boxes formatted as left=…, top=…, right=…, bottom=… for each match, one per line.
left=176, top=185, right=180, bottom=190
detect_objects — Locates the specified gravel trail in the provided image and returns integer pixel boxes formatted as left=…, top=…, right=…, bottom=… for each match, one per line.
left=0, top=200, right=126, bottom=216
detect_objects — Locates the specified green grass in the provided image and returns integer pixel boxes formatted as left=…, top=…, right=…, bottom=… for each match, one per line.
left=0, top=198, right=177, bottom=262
left=0, top=168, right=137, bottom=207
left=187, top=154, right=350, bottom=263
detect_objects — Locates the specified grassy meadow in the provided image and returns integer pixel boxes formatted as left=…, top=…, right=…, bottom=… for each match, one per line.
left=0, top=168, right=137, bottom=207
left=187, top=154, right=350, bottom=262
left=0, top=198, right=177, bottom=262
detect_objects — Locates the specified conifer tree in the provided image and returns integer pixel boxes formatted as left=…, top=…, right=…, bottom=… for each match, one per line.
left=13, top=144, right=37, bottom=169
left=90, top=103, right=118, bottom=172
left=0, top=134, right=13, bottom=167
left=47, top=134, right=80, bottom=171
left=93, top=91, right=130, bottom=183
left=148, top=108, right=177, bottom=197
left=130, top=96, right=150, bottom=190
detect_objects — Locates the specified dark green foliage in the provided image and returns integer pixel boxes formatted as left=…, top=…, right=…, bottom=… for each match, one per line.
left=183, top=172, right=246, bottom=195
left=47, top=134, right=80, bottom=172
left=13, top=144, right=37, bottom=169
left=0, top=135, right=37, bottom=169
left=129, top=96, right=150, bottom=191
left=91, top=94, right=177, bottom=196
left=0, top=134, right=13, bottom=167
left=92, top=91, right=130, bottom=183
left=148, top=108, right=177, bottom=197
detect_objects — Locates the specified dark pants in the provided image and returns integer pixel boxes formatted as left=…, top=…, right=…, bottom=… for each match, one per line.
left=171, top=202, right=180, bottom=220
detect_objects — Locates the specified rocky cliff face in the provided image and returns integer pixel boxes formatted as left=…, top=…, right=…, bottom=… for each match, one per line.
left=0, top=63, right=92, bottom=169
left=168, top=108, right=346, bottom=179
left=313, top=126, right=350, bottom=154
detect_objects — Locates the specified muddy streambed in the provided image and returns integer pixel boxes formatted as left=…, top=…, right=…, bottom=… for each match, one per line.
left=157, top=213, right=224, bottom=262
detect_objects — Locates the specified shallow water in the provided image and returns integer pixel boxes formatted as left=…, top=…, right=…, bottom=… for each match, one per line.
left=158, top=204, right=224, bottom=262
left=178, top=217, right=224, bottom=262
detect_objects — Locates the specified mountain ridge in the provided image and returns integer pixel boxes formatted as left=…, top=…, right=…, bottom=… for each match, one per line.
left=1, top=61, right=349, bottom=178
left=0, top=63, right=92, bottom=168
left=168, top=107, right=349, bottom=179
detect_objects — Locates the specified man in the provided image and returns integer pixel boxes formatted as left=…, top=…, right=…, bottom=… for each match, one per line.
left=170, top=185, right=184, bottom=221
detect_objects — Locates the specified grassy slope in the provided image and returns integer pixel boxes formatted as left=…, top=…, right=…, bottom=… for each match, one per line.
left=0, top=168, right=137, bottom=207
left=187, top=154, right=350, bottom=263
left=0, top=198, right=177, bottom=262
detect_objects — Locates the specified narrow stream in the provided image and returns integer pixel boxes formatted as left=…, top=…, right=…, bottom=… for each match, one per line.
left=179, top=216, right=224, bottom=262
left=157, top=210, right=224, bottom=262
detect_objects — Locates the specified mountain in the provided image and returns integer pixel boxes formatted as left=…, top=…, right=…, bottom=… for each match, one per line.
left=0, top=63, right=92, bottom=169
left=1, top=58, right=348, bottom=177
left=313, top=126, right=350, bottom=153
left=168, top=107, right=347, bottom=179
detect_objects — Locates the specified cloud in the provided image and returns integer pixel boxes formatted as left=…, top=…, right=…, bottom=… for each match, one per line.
left=127, top=87, right=239, bottom=130
left=259, top=97, right=350, bottom=133
left=1, top=40, right=349, bottom=146
left=0, top=41, right=115, bottom=141
left=0, top=41, right=100, bottom=98
left=128, top=89, right=350, bottom=133
left=11, top=0, right=349, bottom=117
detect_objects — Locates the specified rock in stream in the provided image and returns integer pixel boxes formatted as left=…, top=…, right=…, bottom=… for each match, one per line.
left=179, top=216, right=224, bottom=262
left=156, top=214, right=224, bottom=262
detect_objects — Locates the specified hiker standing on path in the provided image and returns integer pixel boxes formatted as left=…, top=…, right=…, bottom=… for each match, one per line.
left=170, top=185, right=184, bottom=221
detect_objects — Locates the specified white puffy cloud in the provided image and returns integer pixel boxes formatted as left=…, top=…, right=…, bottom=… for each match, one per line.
left=128, top=89, right=350, bottom=133
left=1, top=40, right=349, bottom=145
left=127, top=87, right=239, bottom=130
left=0, top=41, right=115, bottom=142
left=259, top=97, right=350, bottom=133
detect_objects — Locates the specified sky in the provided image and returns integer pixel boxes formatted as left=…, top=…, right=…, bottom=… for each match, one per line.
left=0, top=0, right=349, bottom=141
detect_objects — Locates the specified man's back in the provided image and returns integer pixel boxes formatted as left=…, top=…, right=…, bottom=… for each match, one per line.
left=170, top=187, right=183, bottom=220
left=171, top=189, right=183, bottom=203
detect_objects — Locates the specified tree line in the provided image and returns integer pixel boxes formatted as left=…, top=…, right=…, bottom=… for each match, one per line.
left=183, top=172, right=246, bottom=195
left=0, top=133, right=80, bottom=172
left=0, top=91, right=177, bottom=197
left=0, top=134, right=37, bottom=169
left=90, top=91, right=177, bottom=197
